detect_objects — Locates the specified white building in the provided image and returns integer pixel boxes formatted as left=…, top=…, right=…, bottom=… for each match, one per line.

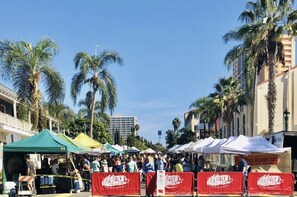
left=108, top=115, right=138, bottom=142
left=0, top=83, right=59, bottom=144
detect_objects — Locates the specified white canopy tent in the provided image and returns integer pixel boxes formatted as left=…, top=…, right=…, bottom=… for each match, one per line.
left=174, top=142, right=195, bottom=153
left=220, top=135, right=291, bottom=155
left=203, top=136, right=237, bottom=154
left=140, top=148, right=156, bottom=154
left=196, top=138, right=226, bottom=153
left=184, top=137, right=214, bottom=152
left=168, top=144, right=183, bottom=153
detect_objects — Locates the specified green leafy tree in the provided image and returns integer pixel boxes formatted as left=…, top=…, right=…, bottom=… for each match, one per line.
left=224, top=0, right=297, bottom=133
left=165, top=129, right=180, bottom=148
left=127, top=132, right=136, bottom=147
left=177, top=127, right=197, bottom=144
left=45, top=102, right=76, bottom=132
left=93, top=120, right=112, bottom=144
left=71, top=50, right=123, bottom=138
left=68, top=118, right=112, bottom=143
left=0, top=38, right=65, bottom=131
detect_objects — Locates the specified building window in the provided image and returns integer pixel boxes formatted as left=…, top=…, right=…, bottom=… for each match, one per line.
left=237, top=117, right=240, bottom=136
left=232, top=119, right=235, bottom=136
left=243, top=114, right=246, bottom=135
left=0, top=104, right=5, bottom=113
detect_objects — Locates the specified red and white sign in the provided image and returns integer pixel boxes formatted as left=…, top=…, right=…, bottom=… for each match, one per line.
left=92, top=172, right=140, bottom=196
left=198, top=172, right=243, bottom=195
left=19, top=176, right=33, bottom=182
left=146, top=172, right=194, bottom=196
left=248, top=172, right=294, bottom=195
left=156, top=170, right=165, bottom=196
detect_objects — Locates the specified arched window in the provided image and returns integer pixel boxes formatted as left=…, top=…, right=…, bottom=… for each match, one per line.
left=237, top=117, right=240, bottom=136
left=243, top=114, right=246, bottom=135
left=232, top=120, right=235, bottom=136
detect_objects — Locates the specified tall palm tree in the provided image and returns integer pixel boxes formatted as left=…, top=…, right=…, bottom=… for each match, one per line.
left=224, top=0, right=297, bottom=134
left=71, top=50, right=123, bottom=138
left=0, top=38, right=65, bottom=131
left=211, top=77, right=245, bottom=137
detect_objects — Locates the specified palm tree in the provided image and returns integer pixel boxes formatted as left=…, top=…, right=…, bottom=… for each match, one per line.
left=78, top=92, right=110, bottom=127
left=171, top=117, right=181, bottom=145
left=190, top=96, right=220, bottom=138
left=211, top=77, right=245, bottom=137
left=0, top=38, right=65, bottom=131
left=134, top=124, right=140, bottom=135
left=224, top=0, right=297, bottom=134
left=172, top=117, right=181, bottom=132
left=71, top=50, right=123, bottom=138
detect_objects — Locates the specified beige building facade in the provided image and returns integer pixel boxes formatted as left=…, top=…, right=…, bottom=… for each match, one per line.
left=225, top=35, right=296, bottom=137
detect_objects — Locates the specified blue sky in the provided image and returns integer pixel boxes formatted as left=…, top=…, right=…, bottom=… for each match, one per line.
left=0, top=0, right=249, bottom=144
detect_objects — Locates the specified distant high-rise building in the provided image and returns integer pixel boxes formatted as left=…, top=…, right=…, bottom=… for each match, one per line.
left=108, top=115, right=138, bottom=143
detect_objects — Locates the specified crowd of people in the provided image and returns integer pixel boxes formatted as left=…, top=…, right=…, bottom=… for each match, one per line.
left=36, top=151, right=248, bottom=193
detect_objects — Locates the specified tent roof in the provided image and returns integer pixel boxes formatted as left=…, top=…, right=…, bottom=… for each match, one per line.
left=104, top=143, right=122, bottom=154
left=57, top=133, right=91, bottom=151
left=196, top=139, right=224, bottom=153
left=184, top=137, right=214, bottom=152
left=168, top=144, right=182, bottom=153
left=203, top=138, right=230, bottom=154
left=74, top=133, right=102, bottom=148
left=112, top=144, right=124, bottom=152
left=174, top=142, right=195, bottom=153
left=125, top=146, right=141, bottom=153
left=4, top=129, right=82, bottom=153
left=140, top=148, right=156, bottom=154
left=220, top=135, right=291, bottom=155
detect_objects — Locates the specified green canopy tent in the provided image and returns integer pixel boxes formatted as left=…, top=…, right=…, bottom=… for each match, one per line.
left=104, top=143, right=123, bottom=155
left=4, top=129, right=82, bottom=153
left=3, top=129, right=83, bottom=184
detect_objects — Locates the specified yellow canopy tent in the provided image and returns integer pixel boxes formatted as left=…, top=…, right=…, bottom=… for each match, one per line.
left=74, top=133, right=102, bottom=148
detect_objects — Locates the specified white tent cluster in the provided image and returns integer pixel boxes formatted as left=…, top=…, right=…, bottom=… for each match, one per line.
left=168, top=135, right=290, bottom=155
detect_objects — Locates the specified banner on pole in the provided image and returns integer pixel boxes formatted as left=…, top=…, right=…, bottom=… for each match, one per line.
left=92, top=172, right=140, bottom=196
left=248, top=172, right=294, bottom=195
left=197, top=172, right=243, bottom=195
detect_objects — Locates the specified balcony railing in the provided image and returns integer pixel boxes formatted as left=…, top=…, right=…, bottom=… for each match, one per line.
left=0, top=112, right=33, bottom=134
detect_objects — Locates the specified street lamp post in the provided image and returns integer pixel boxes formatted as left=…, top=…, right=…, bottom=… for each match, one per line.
left=283, top=108, right=290, bottom=132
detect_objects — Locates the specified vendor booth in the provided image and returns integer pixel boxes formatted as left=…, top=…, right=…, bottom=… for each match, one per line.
left=74, top=133, right=102, bottom=148
left=3, top=129, right=84, bottom=195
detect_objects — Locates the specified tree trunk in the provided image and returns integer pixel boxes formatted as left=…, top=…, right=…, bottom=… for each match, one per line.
left=267, top=52, right=277, bottom=134
left=90, top=91, right=97, bottom=138
left=250, top=70, right=257, bottom=136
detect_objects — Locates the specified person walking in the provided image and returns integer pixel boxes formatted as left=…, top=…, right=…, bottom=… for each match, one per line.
left=197, top=156, right=205, bottom=172
left=237, top=155, right=248, bottom=194
left=25, top=154, right=36, bottom=191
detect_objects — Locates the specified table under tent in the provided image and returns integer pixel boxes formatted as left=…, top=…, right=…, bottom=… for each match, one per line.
left=3, top=129, right=86, bottom=195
